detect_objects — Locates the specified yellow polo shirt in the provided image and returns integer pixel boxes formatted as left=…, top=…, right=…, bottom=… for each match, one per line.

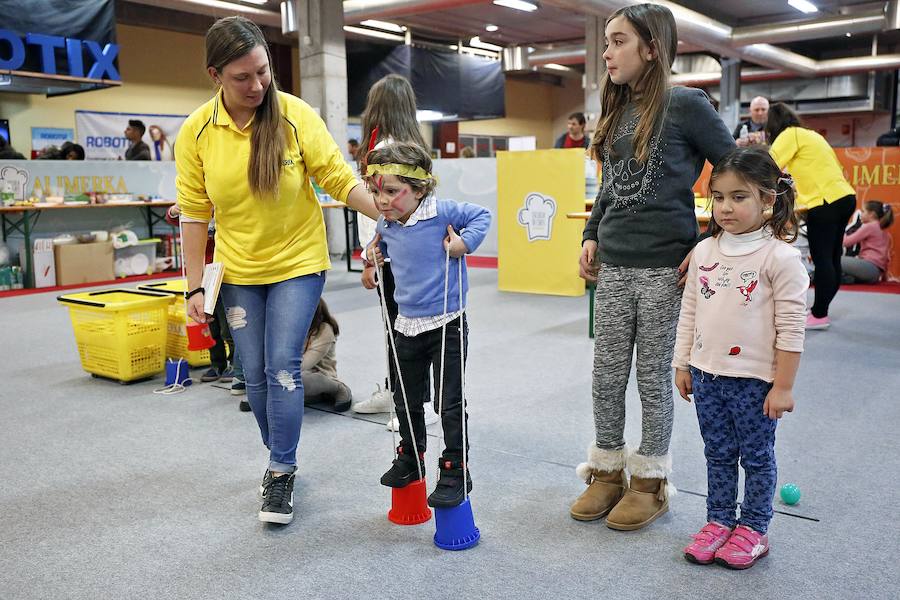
left=769, top=126, right=855, bottom=211
left=175, top=89, right=358, bottom=284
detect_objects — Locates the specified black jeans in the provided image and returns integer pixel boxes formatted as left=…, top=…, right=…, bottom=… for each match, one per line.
left=392, top=317, right=468, bottom=461
left=806, top=195, right=856, bottom=317
left=208, top=296, right=233, bottom=371
left=380, top=264, right=431, bottom=404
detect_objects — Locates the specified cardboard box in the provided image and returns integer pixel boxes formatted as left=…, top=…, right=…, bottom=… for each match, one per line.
left=54, top=242, right=114, bottom=286
left=19, top=238, right=56, bottom=288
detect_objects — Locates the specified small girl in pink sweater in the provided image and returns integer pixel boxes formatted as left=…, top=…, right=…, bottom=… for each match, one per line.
left=842, top=201, right=894, bottom=284
left=673, top=147, right=809, bottom=570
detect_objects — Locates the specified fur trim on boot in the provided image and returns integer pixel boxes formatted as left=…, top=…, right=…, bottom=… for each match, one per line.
left=627, top=449, right=673, bottom=482
left=575, top=444, right=626, bottom=483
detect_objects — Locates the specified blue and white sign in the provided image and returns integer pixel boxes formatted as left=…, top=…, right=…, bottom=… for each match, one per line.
left=31, top=127, right=74, bottom=156
left=76, top=111, right=186, bottom=160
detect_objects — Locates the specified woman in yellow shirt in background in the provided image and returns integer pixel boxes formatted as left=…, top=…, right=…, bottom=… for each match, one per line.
left=767, top=103, right=856, bottom=331
left=176, top=16, right=378, bottom=525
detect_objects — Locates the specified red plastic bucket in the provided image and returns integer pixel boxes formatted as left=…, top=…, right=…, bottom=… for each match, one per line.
left=186, top=321, right=216, bottom=351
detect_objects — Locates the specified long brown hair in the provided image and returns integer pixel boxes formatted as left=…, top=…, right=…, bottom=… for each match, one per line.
left=590, top=3, right=677, bottom=164
left=206, top=16, right=284, bottom=199
left=765, top=102, right=803, bottom=145
left=307, top=298, right=340, bottom=351
left=359, top=74, right=427, bottom=165
left=708, top=147, right=799, bottom=243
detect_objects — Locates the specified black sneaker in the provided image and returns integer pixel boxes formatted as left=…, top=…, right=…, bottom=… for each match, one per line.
left=231, top=378, right=246, bottom=396
left=200, top=367, right=222, bottom=382
left=259, top=469, right=272, bottom=498
left=259, top=472, right=295, bottom=524
left=427, top=459, right=472, bottom=508
left=238, top=399, right=251, bottom=412
left=219, top=365, right=234, bottom=383
left=380, top=446, right=425, bottom=488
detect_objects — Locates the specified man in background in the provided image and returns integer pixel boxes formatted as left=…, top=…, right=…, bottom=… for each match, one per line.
left=733, top=96, right=769, bottom=146
left=124, top=120, right=151, bottom=160
left=554, top=112, right=589, bottom=149
left=347, top=138, right=360, bottom=159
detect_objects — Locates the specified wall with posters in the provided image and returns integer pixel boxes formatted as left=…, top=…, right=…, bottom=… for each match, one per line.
left=75, top=110, right=185, bottom=160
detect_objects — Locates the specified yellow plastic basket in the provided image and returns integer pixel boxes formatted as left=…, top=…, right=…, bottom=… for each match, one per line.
left=57, top=289, right=171, bottom=382
left=137, top=279, right=212, bottom=367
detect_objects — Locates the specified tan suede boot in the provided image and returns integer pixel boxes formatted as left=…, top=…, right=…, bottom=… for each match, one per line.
left=570, top=469, right=626, bottom=521
left=605, top=476, right=670, bottom=531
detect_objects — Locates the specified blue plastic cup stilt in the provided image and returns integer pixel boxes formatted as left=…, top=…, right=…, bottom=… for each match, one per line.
left=165, top=358, right=191, bottom=386
left=433, top=497, right=480, bottom=550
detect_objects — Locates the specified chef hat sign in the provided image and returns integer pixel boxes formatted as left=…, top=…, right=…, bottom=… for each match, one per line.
left=517, top=192, right=557, bottom=242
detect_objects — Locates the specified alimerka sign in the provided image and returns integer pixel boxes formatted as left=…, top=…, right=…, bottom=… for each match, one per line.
left=0, top=30, right=119, bottom=80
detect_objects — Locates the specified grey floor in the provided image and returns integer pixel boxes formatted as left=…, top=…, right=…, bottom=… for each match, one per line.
left=2, top=266, right=898, bottom=600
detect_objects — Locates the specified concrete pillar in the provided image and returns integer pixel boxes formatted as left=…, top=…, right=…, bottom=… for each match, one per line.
left=718, top=57, right=741, bottom=133
left=296, top=0, right=350, bottom=255
left=584, top=15, right=606, bottom=133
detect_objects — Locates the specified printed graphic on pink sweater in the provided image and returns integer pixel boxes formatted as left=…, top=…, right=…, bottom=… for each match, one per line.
left=738, top=271, right=758, bottom=304
left=699, top=275, right=715, bottom=299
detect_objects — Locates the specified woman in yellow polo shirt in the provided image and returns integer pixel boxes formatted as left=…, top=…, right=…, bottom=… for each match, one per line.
left=176, top=16, right=378, bottom=525
left=767, top=103, right=856, bottom=330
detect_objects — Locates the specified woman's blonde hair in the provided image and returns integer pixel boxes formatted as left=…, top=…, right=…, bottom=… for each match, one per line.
left=359, top=74, right=427, bottom=165
left=590, top=3, right=677, bottom=164
left=206, top=16, right=284, bottom=199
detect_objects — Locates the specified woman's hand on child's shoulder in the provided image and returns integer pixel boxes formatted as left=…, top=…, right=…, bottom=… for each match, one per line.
left=579, top=240, right=599, bottom=282
left=763, top=387, right=794, bottom=420
left=444, top=225, right=468, bottom=258
left=675, top=368, right=692, bottom=402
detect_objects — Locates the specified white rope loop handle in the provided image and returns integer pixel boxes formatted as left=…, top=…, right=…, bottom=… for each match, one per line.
left=372, top=245, right=424, bottom=483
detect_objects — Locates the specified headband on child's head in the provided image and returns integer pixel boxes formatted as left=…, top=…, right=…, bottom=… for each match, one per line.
left=365, top=163, right=435, bottom=181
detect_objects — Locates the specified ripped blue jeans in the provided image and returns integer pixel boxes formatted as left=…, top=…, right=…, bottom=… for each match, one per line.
left=221, top=272, right=325, bottom=472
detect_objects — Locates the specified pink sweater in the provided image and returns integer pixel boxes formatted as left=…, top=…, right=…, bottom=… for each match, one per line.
left=673, top=232, right=809, bottom=383
left=843, top=221, right=891, bottom=272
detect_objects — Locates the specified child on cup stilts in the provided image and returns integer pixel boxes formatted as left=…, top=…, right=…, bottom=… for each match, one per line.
left=365, top=142, right=491, bottom=507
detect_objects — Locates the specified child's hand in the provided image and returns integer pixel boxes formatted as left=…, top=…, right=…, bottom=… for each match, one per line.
left=763, top=387, right=794, bottom=420
left=579, top=240, right=599, bottom=282
left=675, top=368, right=692, bottom=402
left=365, top=233, right=384, bottom=267
left=678, top=249, right=693, bottom=287
left=444, top=225, right=468, bottom=258
left=166, top=204, right=181, bottom=219
left=361, top=264, right=377, bottom=290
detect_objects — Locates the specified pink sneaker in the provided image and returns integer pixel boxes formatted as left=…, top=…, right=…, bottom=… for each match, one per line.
left=714, top=525, right=769, bottom=570
left=805, top=314, right=830, bottom=330
left=683, top=522, right=732, bottom=565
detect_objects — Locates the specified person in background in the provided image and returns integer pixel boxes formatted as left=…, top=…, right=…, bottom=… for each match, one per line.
left=459, top=146, right=475, bottom=158
left=555, top=112, right=590, bottom=149
left=766, top=102, right=856, bottom=330
left=0, top=136, right=25, bottom=160
left=124, top=120, right=151, bottom=161
left=354, top=73, right=439, bottom=431
left=64, top=143, right=85, bottom=160
left=733, top=96, right=769, bottom=146
left=302, top=298, right=352, bottom=412
left=347, top=138, right=360, bottom=158
left=149, top=125, right=174, bottom=161
left=165, top=204, right=233, bottom=383
left=841, top=201, right=894, bottom=284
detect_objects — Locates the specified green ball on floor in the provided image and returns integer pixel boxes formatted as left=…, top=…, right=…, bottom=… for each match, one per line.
left=780, top=483, right=801, bottom=505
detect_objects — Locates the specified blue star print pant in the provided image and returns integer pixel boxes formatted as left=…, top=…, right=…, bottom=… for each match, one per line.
left=691, top=367, right=778, bottom=534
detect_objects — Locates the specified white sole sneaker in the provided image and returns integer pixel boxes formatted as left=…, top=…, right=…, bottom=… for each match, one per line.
left=259, top=494, right=293, bottom=524
left=352, top=389, right=394, bottom=414
left=387, top=406, right=440, bottom=431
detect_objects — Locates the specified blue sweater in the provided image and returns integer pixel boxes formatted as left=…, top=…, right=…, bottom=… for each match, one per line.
left=376, top=198, right=492, bottom=318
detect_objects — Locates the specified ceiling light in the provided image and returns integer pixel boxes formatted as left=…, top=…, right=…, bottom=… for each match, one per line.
left=485, top=24, right=499, bottom=32
left=542, top=63, right=572, bottom=71
left=360, top=19, right=407, bottom=33
left=239, top=0, right=269, bottom=5
left=845, top=32, right=852, bottom=37
left=416, top=110, right=445, bottom=122
left=343, top=26, right=405, bottom=42
left=469, top=36, right=503, bottom=51
left=492, top=0, right=538, bottom=12
left=787, top=0, right=818, bottom=14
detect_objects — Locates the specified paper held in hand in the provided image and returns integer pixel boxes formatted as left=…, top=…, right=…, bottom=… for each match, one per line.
left=201, top=262, right=225, bottom=315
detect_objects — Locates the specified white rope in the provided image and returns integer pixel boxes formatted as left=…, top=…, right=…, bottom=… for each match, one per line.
left=153, top=359, right=192, bottom=395
left=372, top=246, right=423, bottom=482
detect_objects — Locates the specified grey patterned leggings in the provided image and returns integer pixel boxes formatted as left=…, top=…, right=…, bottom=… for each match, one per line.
left=592, top=264, right=682, bottom=457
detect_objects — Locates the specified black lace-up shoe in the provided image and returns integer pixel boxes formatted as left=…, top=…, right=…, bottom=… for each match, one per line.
left=380, top=446, right=425, bottom=488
